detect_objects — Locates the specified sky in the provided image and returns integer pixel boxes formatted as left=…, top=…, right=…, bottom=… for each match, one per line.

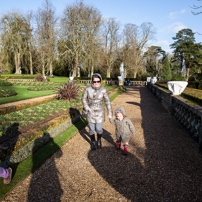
left=0, top=0, right=202, bottom=54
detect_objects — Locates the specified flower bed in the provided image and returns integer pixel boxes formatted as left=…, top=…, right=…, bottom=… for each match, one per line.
left=0, top=89, right=17, bottom=98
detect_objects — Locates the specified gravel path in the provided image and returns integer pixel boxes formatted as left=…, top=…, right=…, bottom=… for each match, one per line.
left=2, top=86, right=202, bottom=202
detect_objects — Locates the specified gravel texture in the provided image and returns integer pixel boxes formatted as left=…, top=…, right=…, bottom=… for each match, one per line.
left=2, top=86, right=202, bottom=202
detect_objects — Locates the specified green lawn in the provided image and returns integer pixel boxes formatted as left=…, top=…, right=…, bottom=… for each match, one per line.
left=0, top=86, right=56, bottom=105
left=47, top=76, right=69, bottom=82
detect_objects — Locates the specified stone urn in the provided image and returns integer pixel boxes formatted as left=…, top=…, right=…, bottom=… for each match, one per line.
left=167, top=81, right=188, bottom=95
left=69, top=76, right=74, bottom=81
left=151, top=77, right=157, bottom=84
left=147, top=77, right=151, bottom=82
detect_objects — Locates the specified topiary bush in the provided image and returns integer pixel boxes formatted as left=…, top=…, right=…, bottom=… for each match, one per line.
left=56, top=82, right=80, bottom=101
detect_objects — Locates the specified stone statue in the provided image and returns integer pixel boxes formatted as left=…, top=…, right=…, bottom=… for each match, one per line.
left=120, top=62, right=125, bottom=81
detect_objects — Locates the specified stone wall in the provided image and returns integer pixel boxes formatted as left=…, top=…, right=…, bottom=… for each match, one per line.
left=147, top=83, right=202, bottom=151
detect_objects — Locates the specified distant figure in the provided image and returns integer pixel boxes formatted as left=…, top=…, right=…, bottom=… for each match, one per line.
left=0, top=167, right=12, bottom=184
left=126, top=80, right=131, bottom=86
left=109, top=107, right=135, bottom=155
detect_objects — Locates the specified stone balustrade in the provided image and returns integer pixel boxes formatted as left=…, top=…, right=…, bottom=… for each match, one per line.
left=80, top=80, right=147, bottom=86
left=80, top=80, right=91, bottom=84
left=124, top=81, right=147, bottom=86
left=147, top=82, right=202, bottom=150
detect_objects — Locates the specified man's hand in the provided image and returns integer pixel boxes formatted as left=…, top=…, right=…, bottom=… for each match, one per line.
left=108, top=115, right=112, bottom=119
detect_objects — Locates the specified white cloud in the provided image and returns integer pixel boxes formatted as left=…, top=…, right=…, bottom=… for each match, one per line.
left=168, top=11, right=178, bottom=19
left=167, top=9, right=186, bottom=20
left=160, top=22, right=187, bottom=34
left=180, top=9, right=186, bottom=14
left=171, top=22, right=187, bottom=33
left=149, top=40, right=172, bottom=54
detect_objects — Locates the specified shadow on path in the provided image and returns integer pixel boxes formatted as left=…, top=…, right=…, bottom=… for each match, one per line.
left=89, top=86, right=202, bottom=201
left=0, top=122, right=21, bottom=180
left=88, top=146, right=145, bottom=201
left=27, top=134, right=63, bottom=202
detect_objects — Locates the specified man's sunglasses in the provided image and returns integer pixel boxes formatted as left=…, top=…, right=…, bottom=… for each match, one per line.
left=93, top=81, right=101, bottom=83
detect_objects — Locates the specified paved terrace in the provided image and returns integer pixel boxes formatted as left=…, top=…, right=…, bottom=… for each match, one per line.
left=2, top=86, right=202, bottom=201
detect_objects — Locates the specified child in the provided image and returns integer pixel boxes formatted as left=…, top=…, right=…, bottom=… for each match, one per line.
left=109, top=107, right=135, bottom=155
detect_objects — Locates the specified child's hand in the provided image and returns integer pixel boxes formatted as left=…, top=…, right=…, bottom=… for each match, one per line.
left=108, top=115, right=112, bottom=119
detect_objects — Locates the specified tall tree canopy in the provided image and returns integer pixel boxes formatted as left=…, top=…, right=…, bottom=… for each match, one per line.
left=0, top=12, right=32, bottom=74
left=59, top=1, right=102, bottom=77
left=170, top=28, right=202, bottom=80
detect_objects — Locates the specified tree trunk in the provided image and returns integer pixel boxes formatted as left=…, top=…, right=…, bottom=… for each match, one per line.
left=91, top=65, right=94, bottom=77
left=77, top=66, right=80, bottom=77
left=30, top=51, right=33, bottom=75
left=186, top=68, right=190, bottom=81
left=49, top=61, right=53, bottom=76
left=14, top=52, right=21, bottom=74
left=73, top=53, right=78, bottom=77
left=133, top=70, right=137, bottom=78
left=107, top=68, right=110, bottom=78
left=14, top=52, right=18, bottom=74
left=42, top=54, right=45, bottom=77
left=124, top=68, right=127, bottom=78
left=42, top=64, right=45, bottom=77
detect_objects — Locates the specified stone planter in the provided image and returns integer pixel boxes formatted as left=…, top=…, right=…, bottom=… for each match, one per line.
left=151, top=77, right=157, bottom=84
left=147, top=77, right=151, bottom=82
left=167, top=81, right=188, bottom=95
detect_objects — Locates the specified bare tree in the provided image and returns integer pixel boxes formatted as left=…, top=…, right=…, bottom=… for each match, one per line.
left=59, top=1, right=102, bottom=77
left=122, top=22, right=156, bottom=78
left=191, top=0, right=202, bottom=15
left=25, top=11, right=34, bottom=74
left=83, top=10, right=102, bottom=77
left=35, top=0, right=57, bottom=76
left=102, top=18, right=120, bottom=78
left=0, top=12, right=31, bottom=74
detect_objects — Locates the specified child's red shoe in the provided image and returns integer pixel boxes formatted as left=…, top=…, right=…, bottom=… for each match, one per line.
left=116, top=142, right=121, bottom=150
left=123, top=145, right=128, bottom=155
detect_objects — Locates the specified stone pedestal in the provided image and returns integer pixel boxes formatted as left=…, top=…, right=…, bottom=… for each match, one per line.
left=118, top=79, right=123, bottom=86
left=118, top=76, right=124, bottom=86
